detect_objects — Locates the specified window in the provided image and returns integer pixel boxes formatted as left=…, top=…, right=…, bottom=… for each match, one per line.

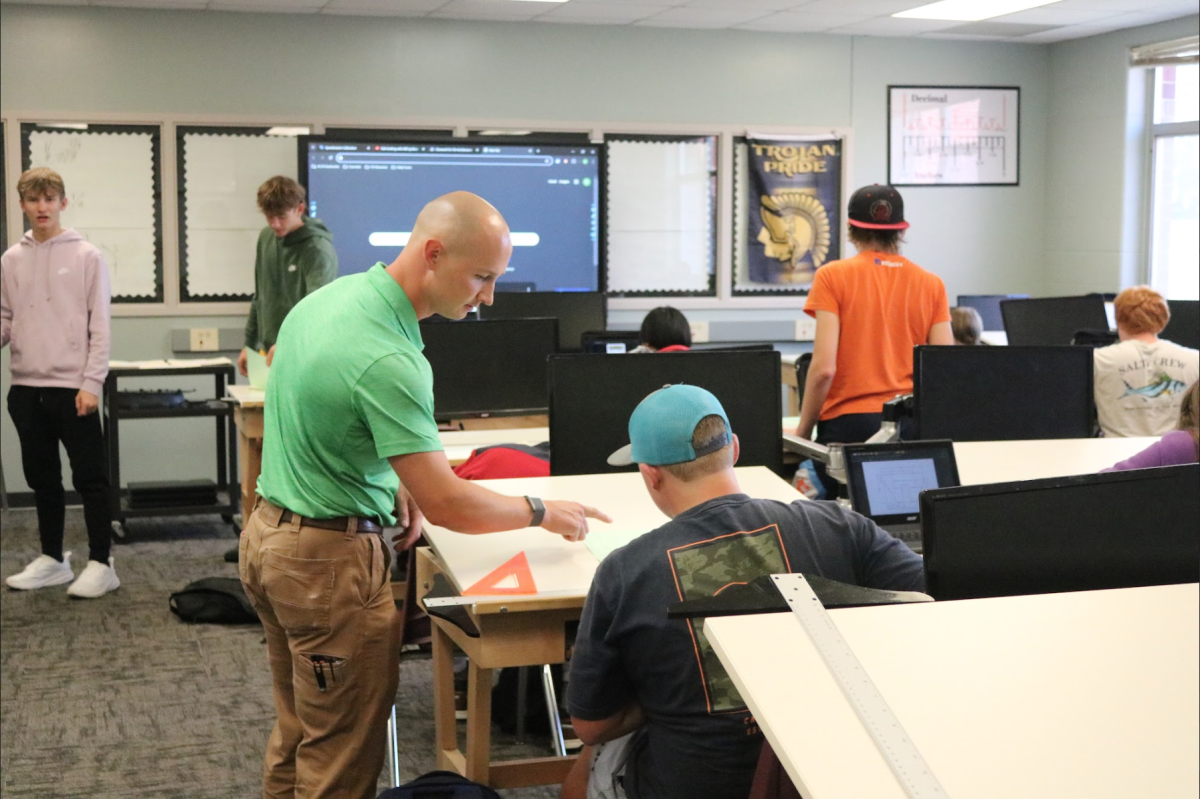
left=1148, top=64, right=1199, bottom=301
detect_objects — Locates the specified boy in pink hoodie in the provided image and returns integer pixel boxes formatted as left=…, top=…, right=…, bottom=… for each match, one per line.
left=1, top=167, right=118, bottom=598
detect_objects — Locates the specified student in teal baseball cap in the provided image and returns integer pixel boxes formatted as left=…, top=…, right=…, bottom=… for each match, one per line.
left=563, top=383, right=924, bottom=799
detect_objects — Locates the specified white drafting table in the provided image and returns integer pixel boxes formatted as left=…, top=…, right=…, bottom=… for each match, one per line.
left=416, top=466, right=805, bottom=787
left=954, top=436, right=1157, bottom=485
left=706, top=583, right=1200, bottom=799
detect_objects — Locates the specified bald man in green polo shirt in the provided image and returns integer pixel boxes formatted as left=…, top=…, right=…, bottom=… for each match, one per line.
left=238, top=191, right=611, bottom=799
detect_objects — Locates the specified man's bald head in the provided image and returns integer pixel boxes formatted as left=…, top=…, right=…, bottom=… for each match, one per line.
left=408, top=191, right=511, bottom=260
left=389, top=192, right=513, bottom=319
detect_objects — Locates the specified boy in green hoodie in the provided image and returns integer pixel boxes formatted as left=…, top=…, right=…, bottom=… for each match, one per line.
left=237, top=176, right=338, bottom=377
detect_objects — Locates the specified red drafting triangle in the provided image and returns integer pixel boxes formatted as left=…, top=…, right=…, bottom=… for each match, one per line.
left=462, top=551, right=538, bottom=596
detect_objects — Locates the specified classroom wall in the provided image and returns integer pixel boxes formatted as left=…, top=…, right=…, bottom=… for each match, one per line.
left=1043, top=14, right=1199, bottom=296
left=0, top=3, right=1138, bottom=493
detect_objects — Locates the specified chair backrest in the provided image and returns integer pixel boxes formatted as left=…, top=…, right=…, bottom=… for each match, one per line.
left=794, top=353, right=813, bottom=410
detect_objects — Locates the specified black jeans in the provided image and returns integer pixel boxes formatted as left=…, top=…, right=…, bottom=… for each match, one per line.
left=813, top=412, right=916, bottom=498
left=7, top=386, right=112, bottom=563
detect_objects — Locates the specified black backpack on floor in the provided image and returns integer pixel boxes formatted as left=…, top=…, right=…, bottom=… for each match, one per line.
left=377, top=771, right=502, bottom=799
left=169, top=577, right=260, bottom=624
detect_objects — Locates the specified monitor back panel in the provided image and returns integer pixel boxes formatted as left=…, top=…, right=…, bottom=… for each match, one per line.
left=921, top=464, right=1200, bottom=601
left=842, top=440, right=960, bottom=526
left=1000, top=295, right=1109, bottom=346
left=1162, top=299, right=1200, bottom=351
left=481, top=291, right=606, bottom=352
left=956, top=294, right=1028, bottom=332
left=913, top=345, right=1095, bottom=441
left=421, top=318, right=558, bottom=417
left=548, top=351, right=782, bottom=476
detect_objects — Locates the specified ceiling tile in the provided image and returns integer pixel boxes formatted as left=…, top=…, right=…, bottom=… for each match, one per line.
left=799, top=0, right=920, bottom=14
left=431, top=0, right=546, bottom=20
left=942, top=19, right=1060, bottom=35
left=543, top=0, right=678, bottom=5
left=535, top=2, right=660, bottom=22
left=209, top=0, right=324, bottom=9
left=683, top=0, right=805, bottom=10
left=321, top=0, right=445, bottom=12
left=91, top=0, right=207, bottom=7
left=636, top=6, right=778, bottom=27
left=1052, top=0, right=1173, bottom=12
left=735, top=10, right=870, bottom=32
left=828, top=16, right=962, bottom=34
left=0, top=0, right=86, bottom=5
left=989, top=6, right=1121, bottom=25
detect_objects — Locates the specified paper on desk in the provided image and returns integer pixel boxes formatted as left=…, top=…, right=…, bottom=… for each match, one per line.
left=584, top=527, right=651, bottom=563
left=109, top=358, right=233, bottom=369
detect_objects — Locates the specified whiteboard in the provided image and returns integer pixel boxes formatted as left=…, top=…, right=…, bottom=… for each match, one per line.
left=888, top=86, right=1020, bottom=186
left=606, top=138, right=715, bottom=294
left=180, top=131, right=299, bottom=298
left=25, top=128, right=160, bottom=299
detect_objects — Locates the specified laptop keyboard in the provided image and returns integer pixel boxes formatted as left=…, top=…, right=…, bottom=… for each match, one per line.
left=885, top=522, right=923, bottom=553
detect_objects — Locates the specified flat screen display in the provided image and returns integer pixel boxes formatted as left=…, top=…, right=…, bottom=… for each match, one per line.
left=303, top=139, right=601, bottom=292
left=1000, top=295, right=1109, bottom=346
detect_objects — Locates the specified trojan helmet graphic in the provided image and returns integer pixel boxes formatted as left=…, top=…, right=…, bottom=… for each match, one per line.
left=757, top=190, right=832, bottom=283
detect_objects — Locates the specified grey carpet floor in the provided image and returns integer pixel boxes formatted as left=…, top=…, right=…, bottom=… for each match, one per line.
left=0, top=507, right=560, bottom=799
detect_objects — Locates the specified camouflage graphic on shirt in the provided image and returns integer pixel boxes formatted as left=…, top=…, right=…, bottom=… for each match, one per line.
left=668, top=525, right=791, bottom=713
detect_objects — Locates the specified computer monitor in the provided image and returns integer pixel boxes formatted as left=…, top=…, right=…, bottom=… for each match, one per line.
left=480, top=290, right=606, bottom=352
left=301, top=136, right=603, bottom=292
left=548, top=351, right=782, bottom=476
left=419, top=318, right=557, bottom=418
left=1162, top=299, right=1200, bottom=350
left=921, top=464, right=1200, bottom=601
left=1000, top=295, right=1110, bottom=346
left=581, top=330, right=642, bottom=354
left=913, top=345, right=1095, bottom=441
left=955, top=294, right=1029, bottom=332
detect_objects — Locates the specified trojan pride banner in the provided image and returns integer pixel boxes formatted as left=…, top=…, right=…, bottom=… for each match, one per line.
left=745, top=138, right=842, bottom=289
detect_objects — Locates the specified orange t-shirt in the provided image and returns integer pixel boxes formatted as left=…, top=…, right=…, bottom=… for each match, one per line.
left=804, top=250, right=950, bottom=420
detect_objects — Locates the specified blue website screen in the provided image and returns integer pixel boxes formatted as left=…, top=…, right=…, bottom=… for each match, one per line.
left=305, top=141, right=600, bottom=292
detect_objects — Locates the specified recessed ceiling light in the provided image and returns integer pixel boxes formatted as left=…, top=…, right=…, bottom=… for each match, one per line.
left=894, top=0, right=1061, bottom=21
left=477, top=130, right=534, bottom=136
left=265, top=126, right=312, bottom=137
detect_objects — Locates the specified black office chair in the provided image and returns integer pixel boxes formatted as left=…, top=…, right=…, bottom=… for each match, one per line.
left=1072, top=328, right=1118, bottom=347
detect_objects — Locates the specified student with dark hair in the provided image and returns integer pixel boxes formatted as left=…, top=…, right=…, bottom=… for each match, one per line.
left=796, top=184, right=952, bottom=495
left=950, top=306, right=985, bottom=345
left=237, top=175, right=339, bottom=377
left=631, top=306, right=692, bottom=353
left=1093, top=286, right=1198, bottom=438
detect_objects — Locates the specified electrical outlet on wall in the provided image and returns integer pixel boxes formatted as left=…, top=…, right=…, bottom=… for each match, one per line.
left=689, top=321, right=710, bottom=344
left=794, top=316, right=817, bottom=341
left=190, top=328, right=219, bottom=352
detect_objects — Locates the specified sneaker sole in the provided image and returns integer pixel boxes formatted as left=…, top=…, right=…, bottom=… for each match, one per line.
left=6, top=571, right=76, bottom=590
left=67, top=580, right=121, bottom=599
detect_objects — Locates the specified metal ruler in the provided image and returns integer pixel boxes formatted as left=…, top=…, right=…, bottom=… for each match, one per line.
left=423, top=589, right=579, bottom=608
left=772, top=573, right=948, bottom=799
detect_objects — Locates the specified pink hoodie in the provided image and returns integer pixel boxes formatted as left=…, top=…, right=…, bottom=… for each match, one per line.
left=1, top=229, right=111, bottom=396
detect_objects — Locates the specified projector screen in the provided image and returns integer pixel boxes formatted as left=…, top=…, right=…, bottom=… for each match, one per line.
left=302, top=138, right=602, bottom=292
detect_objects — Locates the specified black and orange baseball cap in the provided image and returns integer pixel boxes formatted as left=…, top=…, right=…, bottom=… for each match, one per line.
left=847, top=184, right=909, bottom=230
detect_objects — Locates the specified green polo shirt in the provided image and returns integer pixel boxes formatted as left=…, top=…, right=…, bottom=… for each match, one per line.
left=256, top=264, right=443, bottom=524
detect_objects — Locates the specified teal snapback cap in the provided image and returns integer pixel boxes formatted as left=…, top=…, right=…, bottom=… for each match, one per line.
left=607, top=384, right=732, bottom=467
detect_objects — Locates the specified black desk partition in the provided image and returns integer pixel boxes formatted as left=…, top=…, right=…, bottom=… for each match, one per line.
left=1000, top=295, right=1109, bottom=346
left=921, top=465, right=1200, bottom=601
left=1162, top=299, right=1200, bottom=351
left=548, top=351, right=782, bottom=476
left=913, top=345, right=1095, bottom=441
left=420, top=317, right=558, bottom=418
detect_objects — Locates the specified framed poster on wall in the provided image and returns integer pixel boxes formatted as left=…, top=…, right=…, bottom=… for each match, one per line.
left=888, top=86, right=1019, bottom=186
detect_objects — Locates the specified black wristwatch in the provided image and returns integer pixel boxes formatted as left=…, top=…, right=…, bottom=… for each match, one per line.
left=525, top=496, right=546, bottom=527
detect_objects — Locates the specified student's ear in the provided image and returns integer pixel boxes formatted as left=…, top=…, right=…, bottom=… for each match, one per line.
left=731, top=433, right=740, bottom=466
left=639, top=463, right=663, bottom=492
left=422, top=238, right=444, bottom=271
left=59, top=194, right=69, bottom=211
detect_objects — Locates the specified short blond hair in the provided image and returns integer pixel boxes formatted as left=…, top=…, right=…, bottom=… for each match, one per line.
left=17, top=167, right=65, bottom=200
left=660, top=415, right=734, bottom=482
left=256, top=176, right=306, bottom=216
left=1114, top=286, right=1169, bottom=336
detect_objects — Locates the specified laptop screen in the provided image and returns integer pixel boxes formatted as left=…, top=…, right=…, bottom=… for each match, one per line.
left=843, top=440, right=960, bottom=525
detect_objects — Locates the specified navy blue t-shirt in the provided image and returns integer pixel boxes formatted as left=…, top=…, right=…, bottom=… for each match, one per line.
left=567, top=494, right=925, bottom=799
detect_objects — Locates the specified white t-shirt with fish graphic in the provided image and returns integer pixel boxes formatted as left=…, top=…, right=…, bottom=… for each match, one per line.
left=1094, top=338, right=1199, bottom=437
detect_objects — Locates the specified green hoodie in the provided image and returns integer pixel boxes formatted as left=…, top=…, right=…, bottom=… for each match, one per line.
left=244, top=216, right=338, bottom=350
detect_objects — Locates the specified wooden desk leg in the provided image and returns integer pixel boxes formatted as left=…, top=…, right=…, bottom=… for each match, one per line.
left=464, top=659, right=494, bottom=783
left=431, top=622, right=460, bottom=770
left=238, top=432, right=261, bottom=524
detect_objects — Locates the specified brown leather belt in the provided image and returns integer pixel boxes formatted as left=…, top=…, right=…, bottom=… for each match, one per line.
left=278, top=510, right=383, bottom=535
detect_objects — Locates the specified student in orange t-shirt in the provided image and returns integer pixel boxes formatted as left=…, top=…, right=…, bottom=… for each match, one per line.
left=796, top=184, right=952, bottom=495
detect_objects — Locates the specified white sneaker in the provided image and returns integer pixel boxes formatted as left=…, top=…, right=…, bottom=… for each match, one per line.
left=66, top=557, right=120, bottom=598
left=6, top=552, right=74, bottom=590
